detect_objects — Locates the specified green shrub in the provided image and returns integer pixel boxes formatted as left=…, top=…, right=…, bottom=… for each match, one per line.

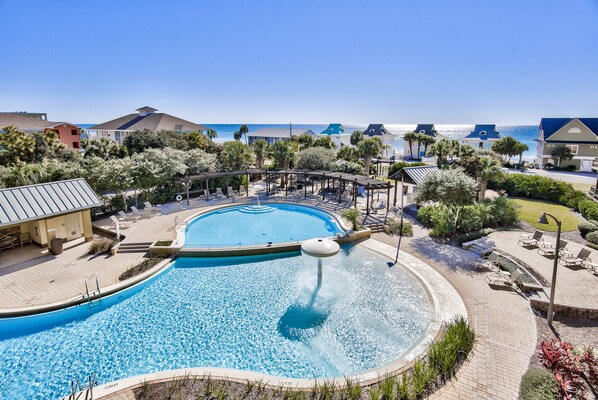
left=458, top=203, right=488, bottom=233
left=154, top=240, right=173, bottom=246
left=519, top=368, right=558, bottom=400
left=487, top=196, right=520, bottom=226
left=417, top=205, right=436, bottom=227
left=387, top=219, right=413, bottom=237
left=388, top=161, right=427, bottom=178
left=578, top=221, right=598, bottom=238
left=457, top=228, right=494, bottom=245
left=340, top=208, right=361, bottom=231
left=586, top=231, right=598, bottom=244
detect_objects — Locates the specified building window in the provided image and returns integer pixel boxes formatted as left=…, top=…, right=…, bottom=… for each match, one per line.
left=71, top=129, right=78, bottom=136
left=480, top=131, right=487, bottom=135
left=566, top=145, right=579, bottom=155
left=175, top=124, right=183, bottom=131
left=568, top=127, right=582, bottom=134
left=419, top=130, right=425, bottom=134
left=479, top=142, right=484, bottom=149
left=72, top=142, right=80, bottom=149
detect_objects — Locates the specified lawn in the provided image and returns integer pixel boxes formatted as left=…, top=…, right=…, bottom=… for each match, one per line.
left=511, top=198, right=580, bottom=232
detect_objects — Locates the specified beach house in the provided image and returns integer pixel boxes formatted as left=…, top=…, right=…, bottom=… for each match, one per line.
left=88, top=106, right=209, bottom=144
left=0, top=112, right=82, bottom=149
left=403, top=124, right=443, bottom=159
left=363, top=124, right=395, bottom=157
left=462, top=124, right=501, bottom=150
left=247, top=127, right=317, bottom=145
left=0, top=179, right=101, bottom=249
left=318, top=123, right=351, bottom=148
left=535, top=118, right=598, bottom=171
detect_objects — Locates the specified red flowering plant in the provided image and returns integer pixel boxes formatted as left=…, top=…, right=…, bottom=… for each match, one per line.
left=538, top=339, right=585, bottom=398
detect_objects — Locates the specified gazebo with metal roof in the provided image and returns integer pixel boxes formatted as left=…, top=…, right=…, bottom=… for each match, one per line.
left=389, top=165, right=440, bottom=207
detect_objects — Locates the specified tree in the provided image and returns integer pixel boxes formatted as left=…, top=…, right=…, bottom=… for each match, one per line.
left=449, top=139, right=461, bottom=161
left=206, top=129, right=218, bottom=141
left=337, top=145, right=359, bottom=162
left=551, top=146, right=573, bottom=167
left=415, top=168, right=478, bottom=234
left=358, top=138, right=382, bottom=175
left=185, top=131, right=210, bottom=150
left=0, top=125, right=35, bottom=164
left=221, top=141, right=253, bottom=170
left=83, top=138, right=127, bottom=159
left=239, top=124, right=249, bottom=145
left=251, top=140, right=268, bottom=169
left=122, top=129, right=164, bottom=154
left=350, top=130, right=364, bottom=146
left=420, top=135, right=436, bottom=158
left=515, top=143, right=529, bottom=164
left=296, top=147, right=336, bottom=171
left=268, top=141, right=296, bottom=187
left=185, top=149, right=218, bottom=175
left=312, top=136, right=335, bottom=149
left=491, top=136, right=522, bottom=163
left=330, top=160, right=365, bottom=175
left=477, top=156, right=503, bottom=200
left=403, top=132, right=418, bottom=159
left=293, top=134, right=314, bottom=150
left=460, top=144, right=476, bottom=158
left=429, top=138, right=452, bottom=166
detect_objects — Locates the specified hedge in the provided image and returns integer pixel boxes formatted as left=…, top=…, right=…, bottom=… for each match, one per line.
left=388, top=161, right=427, bottom=178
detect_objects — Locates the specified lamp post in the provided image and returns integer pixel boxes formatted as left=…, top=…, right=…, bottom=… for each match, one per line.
left=390, top=173, right=405, bottom=266
left=538, top=212, right=562, bottom=325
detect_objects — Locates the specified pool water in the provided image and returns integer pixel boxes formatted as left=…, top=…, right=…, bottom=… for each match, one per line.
left=0, top=246, right=431, bottom=400
left=184, top=203, right=345, bottom=247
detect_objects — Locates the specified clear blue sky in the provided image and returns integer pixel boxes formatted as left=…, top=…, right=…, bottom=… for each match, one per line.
left=0, top=0, right=597, bottom=124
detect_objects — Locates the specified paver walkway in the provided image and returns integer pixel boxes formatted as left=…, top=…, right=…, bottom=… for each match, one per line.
left=476, top=230, right=598, bottom=309
left=373, top=230, right=538, bottom=400
left=0, top=241, right=145, bottom=309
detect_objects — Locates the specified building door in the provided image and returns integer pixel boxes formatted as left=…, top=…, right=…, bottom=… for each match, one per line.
left=65, top=213, right=82, bottom=241
left=580, top=159, right=593, bottom=172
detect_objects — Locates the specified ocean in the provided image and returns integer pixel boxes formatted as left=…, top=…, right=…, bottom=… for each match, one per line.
left=76, top=123, right=539, bottom=161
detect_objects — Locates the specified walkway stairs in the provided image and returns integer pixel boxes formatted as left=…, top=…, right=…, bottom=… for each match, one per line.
left=116, top=242, right=152, bottom=254
left=364, top=223, right=385, bottom=233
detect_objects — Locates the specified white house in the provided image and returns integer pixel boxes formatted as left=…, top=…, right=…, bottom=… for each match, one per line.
left=247, top=127, right=317, bottom=145
left=462, top=124, right=501, bottom=150
left=363, top=124, right=395, bottom=157
left=317, top=123, right=352, bottom=148
left=402, top=124, right=443, bottom=159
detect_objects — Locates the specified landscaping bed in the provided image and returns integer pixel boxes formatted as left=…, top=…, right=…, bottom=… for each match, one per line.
left=119, top=254, right=168, bottom=281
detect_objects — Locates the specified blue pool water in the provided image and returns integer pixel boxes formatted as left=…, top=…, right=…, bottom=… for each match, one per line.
left=184, top=203, right=345, bottom=247
left=0, top=246, right=431, bottom=400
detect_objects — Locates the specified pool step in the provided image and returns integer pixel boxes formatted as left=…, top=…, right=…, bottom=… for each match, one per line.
left=117, top=242, right=152, bottom=253
left=365, top=223, right=385, bottom=233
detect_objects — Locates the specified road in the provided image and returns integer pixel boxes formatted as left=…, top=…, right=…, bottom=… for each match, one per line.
left=505, top=168, right=598, bottom=188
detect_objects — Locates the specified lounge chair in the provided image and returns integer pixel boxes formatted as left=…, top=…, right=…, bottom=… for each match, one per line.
left=130, top=206, right=148, bottom=218
left=538, top=239, right=568, bottom=256
left=559, top=248, right=592, bottom=268
left=118, top=210, right=138, bottom=221
left=203, top=189, right=210, bottom=200
left=475, top=252, right=499, bottom=272
left=227, top=187, right=235, bottom=197
left=216, top=188, right=224, bottom=198
left=143, top=201, right=159, bottom=213
left=110, top=215, right=131, bottom=228
left=485, top=269, right=524, bottom=288
left=518, top=231, right=543, bottom=247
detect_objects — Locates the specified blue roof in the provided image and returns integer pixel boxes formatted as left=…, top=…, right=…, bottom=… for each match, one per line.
left=320, top=123, right=345, bottom=135
left=464, top=124, right=500, bottom=140
left=364, top=124, right=391, bottom=136
left=414, top=124, right=438, bottom=137
left=540, top=118, right=598, bottom=140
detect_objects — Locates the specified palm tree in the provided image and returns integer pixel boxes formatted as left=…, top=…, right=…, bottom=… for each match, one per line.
left=221, top=141, right=253, bottom=170
left=239, top=125, right=249, bottom=145
left=403, top=132, right=418, bottom=159
left=206, top=129, right=218, bottom=141
left=460, top=144, right=476, bottom=158
left=478, top=156, right=503, bottom=199
left=268, top=141, right=296, bottom=186
left=515, top=143, right=529, bottom=164
left=419, top=134, right=436, bottom=158
left=358, top=138, right=382, bottom=176
left=252, top=140, right=268, bottom=169
left=429, top=138, right=452, bottom=166
left=450, top=139, right=461, bottom=160
left=551, top=146, right=573, bottom=167
left=350, top=130, right=364, bottom=146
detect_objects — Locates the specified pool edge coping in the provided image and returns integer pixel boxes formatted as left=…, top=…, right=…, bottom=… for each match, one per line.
left=74, top=239, right=467, bottom=400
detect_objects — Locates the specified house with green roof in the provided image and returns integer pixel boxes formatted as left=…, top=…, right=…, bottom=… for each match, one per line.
left=462, top=124, right=501, bottom=150
left=535, top=117, right=598, bottom=171
left=318, top=123, right=351, bottom=148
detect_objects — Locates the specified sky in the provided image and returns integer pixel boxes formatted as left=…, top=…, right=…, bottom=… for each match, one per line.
left=0, top=0, right=597, bottom=125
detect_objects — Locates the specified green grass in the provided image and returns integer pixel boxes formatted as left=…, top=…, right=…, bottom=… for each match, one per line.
left=511, top=198, right=580, bottom=232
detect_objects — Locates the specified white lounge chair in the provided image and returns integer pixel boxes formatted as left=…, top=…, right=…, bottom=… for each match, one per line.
left=227, top=186, right=235, bottom=197
left=560, top=248, right=592, bottom=268
left=485, top=269, right=524, bottom=288
left=110, top=215, right=131, bottom=228
left=475, top=252, right=499, bottom=272
left=130, top=206, right=148, bottom=218
left=118, top=210, right=138, bottom=221
left=216, top=188, right=224, bottom=198
left=203, top=189, right=210, bottom=200
left=538, top=239, right=568, bottom=256
left=143, top=201, right=158, bottom=213
left=518, top=231, right=543, bottom=247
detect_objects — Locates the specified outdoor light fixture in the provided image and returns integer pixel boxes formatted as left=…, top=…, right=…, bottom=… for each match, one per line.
left=537, top=211, right=562, bottom=326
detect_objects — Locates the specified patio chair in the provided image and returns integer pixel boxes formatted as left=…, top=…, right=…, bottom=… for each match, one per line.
left=518, top=231, right=543, bottom=247
left=130, top=206, right=148, bottom=218
left=203, top=189, right=210, bottom=200
left=485, top=269, right=524, bottom=288
left=227, top=187, right=235, bottom=197
left=216, top=188, right=224, bottom=198
left=537, top=239, right=568, bottom=256
left=474, top=252, right=499, bottom=272
left=118, top=210, right=139, bottom=221
left=559, top=248, right=592, bottom=268
left=19, top=232, right=32, bottom=247
left=110, top=215, right=131, bottom=229
left=143, top=201, right=159, bottom=213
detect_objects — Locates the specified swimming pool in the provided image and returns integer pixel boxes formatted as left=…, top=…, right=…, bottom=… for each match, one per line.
left=0, top=246, right=431, bottom=400
left=183, top=203, right=345, bottom=248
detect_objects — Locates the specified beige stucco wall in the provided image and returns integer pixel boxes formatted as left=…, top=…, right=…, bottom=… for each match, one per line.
left=542, top=143, right=598, bottom=157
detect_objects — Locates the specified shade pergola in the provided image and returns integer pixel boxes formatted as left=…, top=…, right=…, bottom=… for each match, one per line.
left=389, top=165, right=440, bottom=207
left=175, top=169, right=393, bottom=214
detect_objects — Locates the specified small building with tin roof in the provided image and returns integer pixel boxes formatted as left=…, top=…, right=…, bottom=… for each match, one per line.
left=0, top=178, right=101, bottom=249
